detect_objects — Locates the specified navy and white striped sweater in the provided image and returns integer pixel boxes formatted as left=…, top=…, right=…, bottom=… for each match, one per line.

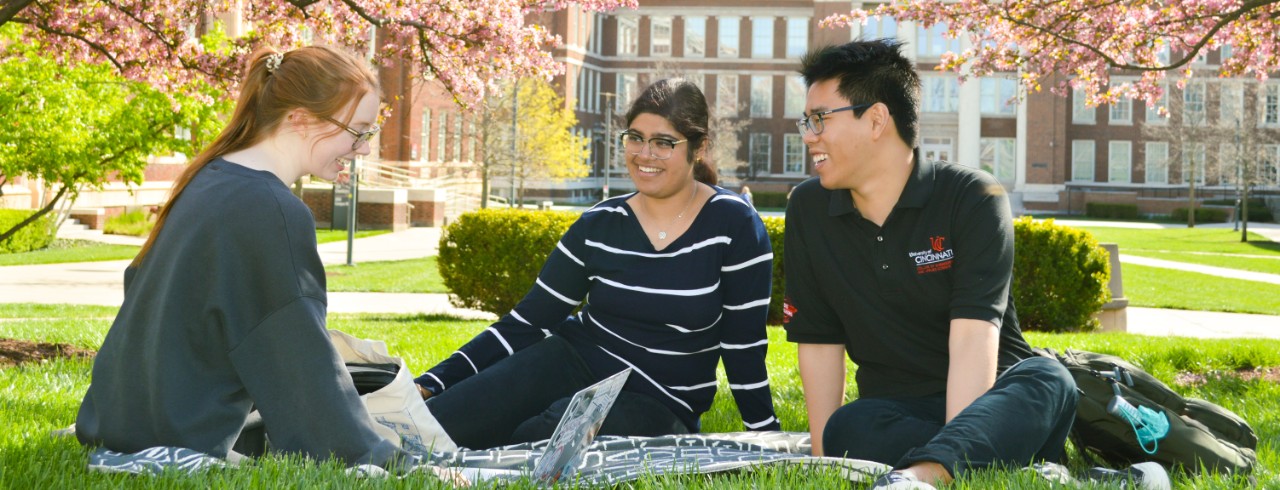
left=416, top=186, right=780, bottom=432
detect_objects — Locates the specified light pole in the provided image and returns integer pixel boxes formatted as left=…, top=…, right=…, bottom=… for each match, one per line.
left=510, top=80, right=519, bottom=208
left=601, top=92, right=615, bottom=200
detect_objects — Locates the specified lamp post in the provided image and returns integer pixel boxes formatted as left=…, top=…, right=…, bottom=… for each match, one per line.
left=601, top=92, right=615, bottom=200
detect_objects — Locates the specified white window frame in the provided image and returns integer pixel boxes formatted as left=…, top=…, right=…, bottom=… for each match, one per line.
left=684, top=16, right=706, bottom=58
left=617, top=16, right=638, bottom=57
left=979, top=138, right=1016, bottom=183
left=1262, top=83, right=1280, bottom=127
left=650, top=16, right=672, bottom=57
left=617, top=73, right=637, bottom=111
left=750, top=75, right=773, bottom=118
left=786, top=17, right=808, bottom=58
left=1183, top=82, right=1206, bottom=126
left=1181, top=142, right=1206, bottom=185
left=1219, top=81, right=1243, bottom=127
left=1109, top=97, right=1132, bottom=125
left=437, top=112, right=448, bottom=164
left=922, top=75, right=958, bottom=113
left=864, top=14, right=897, bottom=40
left=1072, top=88, right=1096, bottom=124
left=784, top=76, right=806, bottom=118
left=751, top=17, right=774, bottom=59
left=1145, top=141, right=1169, bottom=185
left=1072, top=140, right=1095, bottom=182
left=750, top=133, right=772, bottom=175
left=1261, top=144, right=1280, bottom=184
left=916, top=22, right=960, bottom=57
left=717, top=75, right=739, bottom=118
left=1145, top=84, right=1169, bottom=125
left=979, top=77, right=1017, bottom=116
left=420, top=108, right=431, bottom=161
left=718, top=16, right=740, bottom=58
left=452, top=116, right=463, bottom=162
left=1108, top=140, right=1132, bottom=183
left=783, top=134, right=806, bottom=174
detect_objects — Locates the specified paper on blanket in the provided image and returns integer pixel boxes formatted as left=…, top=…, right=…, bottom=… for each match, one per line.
left=328, top=329, right=458, bottom=453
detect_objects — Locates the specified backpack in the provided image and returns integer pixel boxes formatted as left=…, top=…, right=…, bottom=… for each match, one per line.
left=1034, top=348, right=1258, bottom=475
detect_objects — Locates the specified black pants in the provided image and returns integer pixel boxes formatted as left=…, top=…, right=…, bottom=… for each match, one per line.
left=426, top=335, right=689, bottom=450
left=823, top=356, right=1078, bottom=477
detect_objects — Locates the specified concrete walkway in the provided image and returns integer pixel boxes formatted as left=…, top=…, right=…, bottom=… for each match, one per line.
left=0, top=219, right=1274, bottom=338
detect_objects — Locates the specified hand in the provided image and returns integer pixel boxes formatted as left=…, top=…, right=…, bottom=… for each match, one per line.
left=416, top=383, right=434, bottom=401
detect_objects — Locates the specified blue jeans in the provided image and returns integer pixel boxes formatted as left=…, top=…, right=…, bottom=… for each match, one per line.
left=823, top=356, right=1077, bottom=477
left=426, top=335, right=689, bottom=450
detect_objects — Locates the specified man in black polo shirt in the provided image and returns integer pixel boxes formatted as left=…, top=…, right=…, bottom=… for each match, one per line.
left=784, top=40, right=1078, bottom=489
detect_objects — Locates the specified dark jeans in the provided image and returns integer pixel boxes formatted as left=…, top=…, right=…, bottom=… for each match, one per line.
left=426, top=335, right=689, bottom=450
left=823, top=356, right=1078, bottom=477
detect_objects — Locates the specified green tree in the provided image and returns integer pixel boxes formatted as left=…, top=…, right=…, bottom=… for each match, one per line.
left=0, top=31, right=225, bottom=244
left=474, top=79, right=589, bottom=207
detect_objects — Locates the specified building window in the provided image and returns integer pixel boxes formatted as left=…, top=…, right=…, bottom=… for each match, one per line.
left=864, top=14, right=897, bottom=40
left=617, top=16, right=638, bottom=56
left=650, top=16, right=672, bottom=56
left=1145, top=85, right=1169, bottom=125
left=1262, top=145, right=1280, bottom=184
left=592, top=15, right=604, bottom=53
left=922, top=76, right=958, bottom=113
left=1072, top=140, right=1095, bottom=182
left=437, top=112, right=448, bottom=164
left=685, top=73, right=704, bottom=92
left=1109, top=97, right=1132, bottom=125
left=1181, top=142, right=1205, bottom=184
left=786, top=18, right=808, bottom=58
left=751, top=17, right=774, bottom=59
left=717, top=75, right=739, bottom=118
left=421, top=108, right=431, bottom=161
left=1263, top=83, right=1280, bottom=126
left=1219, top=82, right=1243, bottom=126
left=468, top=121, right=477, bottom=162
left=684, top=16, right=706, bottom=57
left=1145, top=141, right=1169, bottom=184
left=784, top=75, right=806, bottom=118
left=1072, top=89, right=1095, bottom=124
left=1108, top=140, right=1131, bottom=183
left=1183, top=82, right=1206, bottom=126
left=617, top=73, right=637, bottom=111
left=783, top=134, right=805, bottom=174
left=750, top=75, right=773, bottom=118
left=979, top=78, right=1017, bottom=115
left=979, top=138, right=1016, bottom=183
left=750, top=133, right=772, bottom=175
left=718, top=17, right=740, bottom=58
left=917, top=22, right=960, bottom=57
left=453, top=116, right=463, bottom=162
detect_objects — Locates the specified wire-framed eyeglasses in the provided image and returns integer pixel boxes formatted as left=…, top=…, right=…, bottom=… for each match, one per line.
left=619, top=131, right=688, bottom=160
left=796, top=103, right=873, bottom=136
left=321, top=115, right=381, bottom=151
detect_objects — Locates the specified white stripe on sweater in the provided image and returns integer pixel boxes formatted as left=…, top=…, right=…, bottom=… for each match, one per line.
left=485, top=327, right=514, bottom=355
left=591, top=275, right=719, bottom=296
left=537, top=278, right=581, bottom=305
left=596, top=346, right=693, bottom=412
left=588, top=313, right=720, bottom=356
left=454, top=351, right=479, bottom=373
left=556, top=241, right=585, bottom=267
left=744, top=416, right=777, bottom=429
left=724, top=298, right=770, bottom=310
left=722, top=252, right=773, bottom=272
left=729, top=379, right=770, bottom=390
left=721, top=339, right=769, bottom=350
left=584, top=236, right=732, bottom=258
left=667, top=380, right=718, bottom=391
left=666, top=312, right=722, bottom=333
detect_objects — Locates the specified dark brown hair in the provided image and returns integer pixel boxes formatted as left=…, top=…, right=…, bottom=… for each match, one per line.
left=133, top=45, right=380, bottom=268
left=624, top=78, right=717, bottom=186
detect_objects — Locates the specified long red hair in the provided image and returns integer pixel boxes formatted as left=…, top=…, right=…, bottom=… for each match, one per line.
left=133, top=46, right=380, bottom=268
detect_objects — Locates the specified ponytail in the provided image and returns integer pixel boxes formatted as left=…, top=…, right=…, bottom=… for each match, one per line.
left=693, top=157, right=717, bottom=186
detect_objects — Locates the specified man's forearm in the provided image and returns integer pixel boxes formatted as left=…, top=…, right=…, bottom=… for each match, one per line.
left=797, top=343, right=847, bottom=456
left=945, top=319, right=1000, bottom=423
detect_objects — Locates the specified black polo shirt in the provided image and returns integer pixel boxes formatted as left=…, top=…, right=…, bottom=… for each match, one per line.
left=783, top=157, right=1033, bottom=399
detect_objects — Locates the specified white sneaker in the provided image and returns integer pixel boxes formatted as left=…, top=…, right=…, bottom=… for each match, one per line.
left=870, top=471, right=937, bottom=490
left=1087, top=462, right=1172, bottom=490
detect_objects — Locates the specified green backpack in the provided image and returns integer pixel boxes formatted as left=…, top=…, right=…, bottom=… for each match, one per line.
left=1035, top=348, right=1257, bottom=475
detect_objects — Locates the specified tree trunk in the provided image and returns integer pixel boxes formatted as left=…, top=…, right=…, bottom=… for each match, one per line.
left=1241, top=183, right=1250, bottom=242
left=480, top=164, right=490, bottom=209
left=1188, top=172, right=1197, bottom=228
left=0, top=184, right=68, bottom=244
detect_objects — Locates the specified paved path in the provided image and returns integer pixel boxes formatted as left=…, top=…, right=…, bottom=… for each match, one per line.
left=0, top=219, right=1273, bottom=338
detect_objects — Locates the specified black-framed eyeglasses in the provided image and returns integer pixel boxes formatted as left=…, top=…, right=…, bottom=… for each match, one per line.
left=796, top=103, right=873, bottom=136
left=321, top=115, right=381, bottom=151
left=618, top=131, right=687, bottom=160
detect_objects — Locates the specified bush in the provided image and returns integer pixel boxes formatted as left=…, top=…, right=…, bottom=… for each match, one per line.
left=1085, top=202, right=1140, bottom=220
left=753, top=191, right=788, bottom=209
left=1012, top=216, right=1111, bottom=332
left=761, top=216, right=786, bottom=324
left=103, top=209, right=155, bottom=237
left=0, top=209, right=55, bottom=254
left=1172, top=207, right=1229, bottom=223
left=1204, top=199, right=1274, bottom=223
left=437, top=209, right=578, bottom=315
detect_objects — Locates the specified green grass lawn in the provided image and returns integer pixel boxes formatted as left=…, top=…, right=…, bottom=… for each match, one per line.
left=326, top=256, right=447, bottom=293
left=315, top=229, right=390, bottom=244
left=1079, top=227, right=1280, bottom=256
left=1119, top=263, right=1280, bottom=316
left=0, top=240, right=139, bottom=266
left=0, top=304, right=1275, bottom=488
left=1124, top=251, right=1280, bottom=276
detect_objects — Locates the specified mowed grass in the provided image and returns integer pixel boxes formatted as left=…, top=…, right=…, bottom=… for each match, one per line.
left=1, top=304, right=1276, bottom=488
left=315, top=229, right=389, bottom=244
left=325, top=256, right=447, bottom=294
left=0, top=230, right=389, bottom=267
left=1119, top=263, right=1280, bottom=315
left=1080, top=227, right=1280, bottom=256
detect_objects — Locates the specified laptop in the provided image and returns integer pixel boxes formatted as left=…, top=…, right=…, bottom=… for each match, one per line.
left=531, top=368, right=632, bottom=482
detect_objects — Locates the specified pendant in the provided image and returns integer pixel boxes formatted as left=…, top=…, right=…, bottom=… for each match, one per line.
left=658, top=231, right=668, bottom=240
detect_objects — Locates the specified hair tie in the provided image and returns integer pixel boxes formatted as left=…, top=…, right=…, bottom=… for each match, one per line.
left=265, top=53, right=284, bottom=74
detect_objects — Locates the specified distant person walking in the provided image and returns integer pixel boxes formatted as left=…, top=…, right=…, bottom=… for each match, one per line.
left=740, top=185, right=755, bottom=208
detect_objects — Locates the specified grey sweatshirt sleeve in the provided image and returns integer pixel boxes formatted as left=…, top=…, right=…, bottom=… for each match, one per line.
left=227, top=296, right=409, bottom=468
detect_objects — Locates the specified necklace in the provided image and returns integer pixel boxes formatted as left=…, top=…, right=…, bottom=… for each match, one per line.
left=648, top=185, right=699, bottom=241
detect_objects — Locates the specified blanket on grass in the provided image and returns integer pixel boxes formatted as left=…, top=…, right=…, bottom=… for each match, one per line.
left=86, top=431, right=889, bottom=485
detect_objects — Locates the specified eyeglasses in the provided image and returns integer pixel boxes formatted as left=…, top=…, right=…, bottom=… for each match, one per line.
left=796, top=103, right=873, bottom=136
left=619, top=131, right=688, bottom=160
left=321, top=115, right=381, bottom=151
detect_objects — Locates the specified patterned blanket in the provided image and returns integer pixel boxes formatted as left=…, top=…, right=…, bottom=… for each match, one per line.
left=87, top=431, right=890, bottom=485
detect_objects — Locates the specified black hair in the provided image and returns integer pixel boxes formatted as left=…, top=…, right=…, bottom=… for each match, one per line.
left=624, top=78, right=717, bottom=186
left=798, top=39, right=920, bottom=148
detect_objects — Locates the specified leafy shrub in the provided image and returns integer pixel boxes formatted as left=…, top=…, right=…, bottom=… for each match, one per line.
left=1085, top=202, right=1140, bottom=220
left=1204, top=199, right=1273, bottom=222
left=753, top=191, right=788, bottom=209
left=437, top=209, right=577, bottom=315
left=1012, top=216, right=1111, bottom=332
left=1172, top=207, right=1229, bottom=223
left=104, top=209, right=155, bottom=237
left=0, top=209, right=54, bottom=254
left=761, top=216, right=786, bottom=324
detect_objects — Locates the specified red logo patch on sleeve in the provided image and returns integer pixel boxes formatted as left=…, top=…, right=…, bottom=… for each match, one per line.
left=782, top=296, right=798, bottom=324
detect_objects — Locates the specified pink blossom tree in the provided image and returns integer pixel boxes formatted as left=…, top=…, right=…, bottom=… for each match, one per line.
left=2, top=0, right=634, bottom=104
left=822, top=1, right=1280, bottom=108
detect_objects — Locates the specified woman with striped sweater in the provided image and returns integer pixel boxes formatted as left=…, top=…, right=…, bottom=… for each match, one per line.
left=415, top=79, right=779, bottom=450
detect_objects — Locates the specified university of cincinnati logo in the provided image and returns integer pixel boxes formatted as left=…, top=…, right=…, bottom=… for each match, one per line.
left=908, top=235, right=954, bottom=274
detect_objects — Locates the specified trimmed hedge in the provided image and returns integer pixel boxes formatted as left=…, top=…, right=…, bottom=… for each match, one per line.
left=440, top=210, right=1112, bottom=332
left=1011, top=216, right=1111, bottom=332
left=1205, top=199, right=1273, bottom=223
left=1172, top=207, right=1229, bottom=223
left=1085, top=202, right=1140, bottom=220
left=753, top=191, right=788, bottom=209
left=0, top=209, right=54, bottom=254
left=104, top=209, right=155, bottom=237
